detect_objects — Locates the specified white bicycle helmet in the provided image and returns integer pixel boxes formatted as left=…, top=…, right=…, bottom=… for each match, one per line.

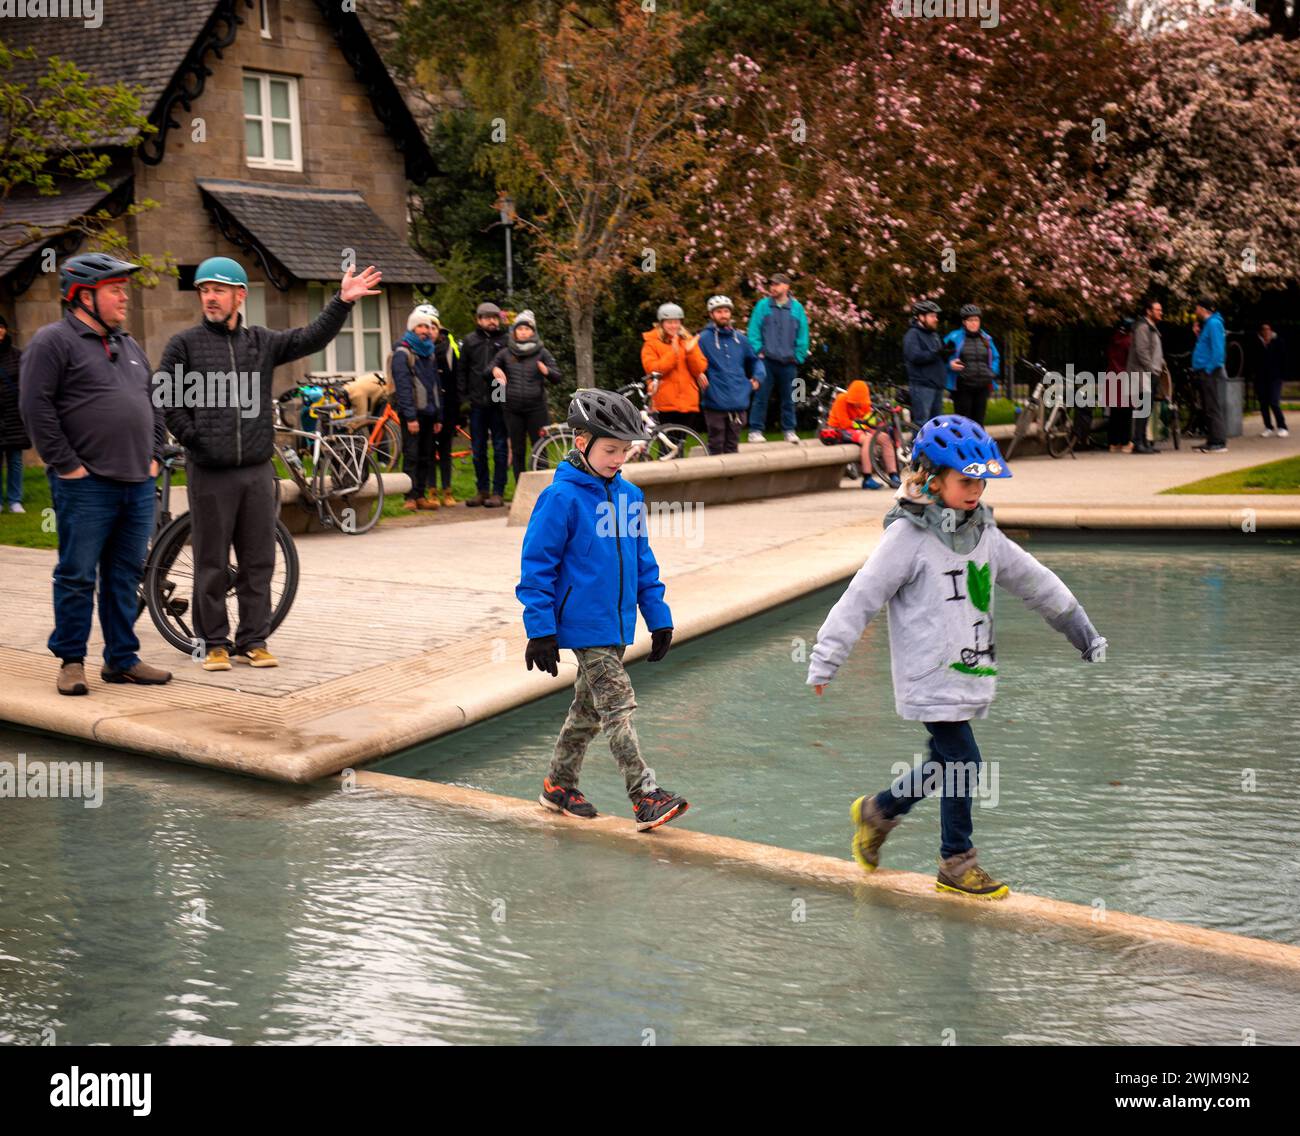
left=706, top=295, right=733, bottom=313
left=656, top=302, right=685, bottom=322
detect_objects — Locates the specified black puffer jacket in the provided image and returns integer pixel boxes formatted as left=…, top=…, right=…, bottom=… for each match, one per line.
left=0, top=342, right=30, bottom=451
left=459, top=326, right=508, bottom=408
left=160, top=295, right=352, bottom=468
left=490, top=342, right=562, bottom=412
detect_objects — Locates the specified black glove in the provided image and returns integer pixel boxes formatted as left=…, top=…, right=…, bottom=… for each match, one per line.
left=525, top=635, right=559, bottom=676
left=647, top=627, right=673, bottom=663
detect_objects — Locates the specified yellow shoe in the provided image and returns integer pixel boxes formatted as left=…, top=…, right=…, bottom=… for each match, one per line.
left=850, top=795, right=900, bottom=873
left=417, top=492, right=440, bottom=510
left=203, top=647, right=232, bottom=671
left=440, top=487, right=456, bottom=507
left=936, top=848, right=1009, bottom=900
left=237, top=647, right=279, bottom=668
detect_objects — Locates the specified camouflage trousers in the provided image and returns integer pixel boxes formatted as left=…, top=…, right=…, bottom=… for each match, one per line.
left=549, top=645, right=656, bottom=799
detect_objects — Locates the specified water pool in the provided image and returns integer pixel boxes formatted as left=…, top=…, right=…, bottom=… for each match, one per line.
left=3, top=733, right=1299, bottom=1045
left=377, top=540, right=1300, bottom=946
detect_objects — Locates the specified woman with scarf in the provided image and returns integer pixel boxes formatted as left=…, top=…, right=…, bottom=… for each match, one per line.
left=391, top=306, right=444, bottom=511
left=491, top=310, right=563, bottom=489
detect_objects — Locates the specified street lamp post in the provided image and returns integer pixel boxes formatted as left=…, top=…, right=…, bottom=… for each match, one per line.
left=498, top=194, right=516, bottom=302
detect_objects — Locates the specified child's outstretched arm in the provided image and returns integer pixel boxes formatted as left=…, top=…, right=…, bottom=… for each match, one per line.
left=991, top=529, right=1107, bottom=660
left=807, top=529, right=917, bottom=690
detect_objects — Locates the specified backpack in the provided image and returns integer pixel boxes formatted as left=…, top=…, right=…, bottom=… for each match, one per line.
left=388, top=343, right=428, bottom=411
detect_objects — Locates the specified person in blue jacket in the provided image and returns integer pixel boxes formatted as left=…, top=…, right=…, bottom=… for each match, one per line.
left=1191, top=297, right=1228, bottom=453
left=697, top=294, right=764, bottom=454
left=943, top=304, right=1001, bottom=426
left=517, top=388, right=690, bottom=832
left=903, top=300, right=948, bottom=425
left=390, top=306, right=444, bottom=510
left=746, top=272, right=810, bottom=444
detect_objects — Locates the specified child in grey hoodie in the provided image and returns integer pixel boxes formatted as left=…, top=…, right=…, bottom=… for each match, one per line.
left=807, top=415, right=1106, bottom=899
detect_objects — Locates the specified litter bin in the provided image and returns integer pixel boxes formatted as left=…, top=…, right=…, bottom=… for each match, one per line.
left=1225, top=375, right=1244, bottom=438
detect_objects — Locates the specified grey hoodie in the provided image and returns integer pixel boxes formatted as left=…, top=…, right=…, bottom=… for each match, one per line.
left=807, top=488, right=1106, bottom=721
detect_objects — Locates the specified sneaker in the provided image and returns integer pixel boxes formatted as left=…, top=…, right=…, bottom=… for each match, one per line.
left=632, top=786, right=689, bottom=832
left=57, top=661, right=88, bottom=696
left=1280, top=429, right=1290, bottom=438
left=102, top=660, right=172, bottom=685
left=1261, top=429, right=1274, bottom=438
left=8, top=502, right=24, bottom=514
left=484, top=494, right=504, bottom=508
left=538, top=776, right=598, bottom=819
left=935, top=847, right=1009, bottom=900
left=202, top=647, right=232, bottom=671
left=784, top=430, right=800, bottom=444
left=466, top=492, right=486, bottom=507
left=1195, top=444, right=1228, bottom=453
left=747, top=431, right=766, bottom=444
left=236, top=647, right=279, bottom=668
left=887, top=473, right=901, bottom=489
left=861, top=475, right=882, bottom=490
left=850, top=795, right=901, bottom=872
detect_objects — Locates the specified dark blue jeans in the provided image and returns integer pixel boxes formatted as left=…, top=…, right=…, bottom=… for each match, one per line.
left=874, top=720, right=982, bottom=860
left=749, top=359, right=798, bottom=433
left=909, top=382, right=945, bottom=427
left=470, top=403, right=508, bottom=495
left=47, top=470, right=153, bottom=671
left=3, top=449, right=22, bottom=506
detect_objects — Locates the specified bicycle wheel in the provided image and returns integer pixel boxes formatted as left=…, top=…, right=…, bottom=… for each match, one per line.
left=144, top=513, right=299, bottom=655
left=1226, top=340, right=1245, bottom=381
left=867, top=423, right=913, bottom=481
left=646, top=426, right=709, bottom=461
left=531, top=426, right=575, bottom=471
left=369, top=415, right=402, bottom=473
left=1004, top=405, right=1035, bottom=460
left=1044, top=406, right=1073, bottom=458
left=317, top=434, right=384, bottom=534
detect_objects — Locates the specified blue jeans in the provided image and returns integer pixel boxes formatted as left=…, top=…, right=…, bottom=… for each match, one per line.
left=909, top=382, right=945, bottom=427
left=749, top=359, right=798, bottom=433
left=46, top=470, right=153, bottom=671
left=874, top=721, right=981, bottom=860
left=2, top=449, right=22, bottom=506
left=470, top=403, right=508, bottom=494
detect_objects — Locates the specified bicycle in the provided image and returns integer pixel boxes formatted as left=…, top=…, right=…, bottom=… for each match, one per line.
left=1005, top=359, right=1076, bottom=460
left=277, top=375, right=409, bottom=473
left=1164, top=351, right=1210, bottom=445
left=274, top=392, right=385, bottom=534
left=862, top=382, right=917, bottom=482
left=808, top=374, right=861, bottom=481
left=141, top=444, right=299, bottom=656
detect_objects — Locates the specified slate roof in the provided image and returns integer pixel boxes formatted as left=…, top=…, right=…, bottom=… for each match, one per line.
left=197, top=178, right=443, bottom=285
left=0, top=176, right=132, bottom=277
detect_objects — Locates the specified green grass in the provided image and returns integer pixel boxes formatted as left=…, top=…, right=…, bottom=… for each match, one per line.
left=1162, top=454, right=1300, bottom=495
left=0, top=466, right=56, bottom=548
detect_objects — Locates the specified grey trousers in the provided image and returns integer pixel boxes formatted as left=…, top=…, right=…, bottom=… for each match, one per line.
left=186, top=461, right=278, bottom=653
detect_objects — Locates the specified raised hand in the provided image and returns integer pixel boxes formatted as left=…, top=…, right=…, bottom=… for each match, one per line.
left=340, top=264, right=382, bottom=303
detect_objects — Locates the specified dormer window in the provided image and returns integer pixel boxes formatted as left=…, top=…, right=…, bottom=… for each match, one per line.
left=243, top=72, right=301, bottom=171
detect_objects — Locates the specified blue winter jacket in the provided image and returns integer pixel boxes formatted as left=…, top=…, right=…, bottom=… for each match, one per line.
left=697, top=323, right=764, bottom=412
left=518, top=454, right=673, bottom=648
left=902, top=321, right=947, bottom=389
left=748, top=296, right=810, bottom=364
left=1192, top=311, right=1226, bottom=373
left=942, top=328, right=1001, bottom=393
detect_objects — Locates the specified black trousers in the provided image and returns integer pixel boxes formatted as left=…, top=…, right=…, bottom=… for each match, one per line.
left=430, top=408, right=456, bottom=490
left=1256, top=378, right=1287, bottom=431
left=400, top=412, right=437, bottom=498
left=506, top=404, right=550, bottom=480
left=1195, top=368, right=1227, bottom=447
left=703, top=410, right=743, bottom=454
left=187, top=461, right=277, bottom=654
left=657, top=410, right=706, bottom=434
left=952, top=383, right=990, bottom=425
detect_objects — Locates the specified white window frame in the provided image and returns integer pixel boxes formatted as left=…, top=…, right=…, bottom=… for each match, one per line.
left=259, top=0, right=271, bottom=39
left=244, top=71, right=301, bottom=172
left=306, top=283, right=391, bottom=378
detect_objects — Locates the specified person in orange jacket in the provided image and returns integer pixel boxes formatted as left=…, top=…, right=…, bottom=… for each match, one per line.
left=820, top=379, right=899, bottom=490
left=641, top=302, right=707, bottom=434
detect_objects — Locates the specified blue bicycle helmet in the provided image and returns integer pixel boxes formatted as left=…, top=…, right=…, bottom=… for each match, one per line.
left=912, top=415, right=1012, bottom=479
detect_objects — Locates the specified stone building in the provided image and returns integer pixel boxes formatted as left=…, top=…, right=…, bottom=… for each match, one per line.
left=1, top=0, right=441, bottom=386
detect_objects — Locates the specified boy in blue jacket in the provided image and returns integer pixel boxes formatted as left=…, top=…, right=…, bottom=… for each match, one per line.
left=517, top=389, right=689, bottom=831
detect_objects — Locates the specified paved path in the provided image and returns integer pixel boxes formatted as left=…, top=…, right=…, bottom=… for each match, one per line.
left=1, top=415, right=1296, bottom=781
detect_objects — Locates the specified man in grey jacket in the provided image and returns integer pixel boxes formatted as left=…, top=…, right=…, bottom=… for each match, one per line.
left=1126, top=299, right=1164, bottom=454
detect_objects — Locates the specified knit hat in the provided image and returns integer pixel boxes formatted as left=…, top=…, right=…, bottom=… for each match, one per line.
left=512, top=309, right=536, bottom=330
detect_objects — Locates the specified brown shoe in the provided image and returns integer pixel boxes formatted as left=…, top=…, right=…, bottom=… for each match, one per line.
left=236, top=646, right=279, bottom=668
left=58, top=661, right=88, bottom=696
left=101, top=660, right=172, bottom=685
left=466, top=492, right=486, bottom=508
left=440, top=487, right=456, bottom=507
left=417, top=492, right=440, bottom=510
left=484, top=494, right=504, bottom=508
left=402, top=498, right=419, bottom=512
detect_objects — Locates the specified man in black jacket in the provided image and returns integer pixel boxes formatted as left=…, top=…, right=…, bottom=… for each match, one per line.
left=458, top=302, right=509, bottom=507
left=160, top=256, right=381, bottom=671
left=903, top=300, right=948, bottom=425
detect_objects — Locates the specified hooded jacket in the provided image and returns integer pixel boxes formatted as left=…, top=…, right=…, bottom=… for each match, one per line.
left=696, top=322, right=763, bottom=412
left=827, top=380, right=873, bottom=430
left=161, top=294, right=353, bottom=468
left=641, top=329, right=707, bottom=414
left=518, top=451, right=672, bottom=648
left=806, top=486, right=1105, bottom=720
